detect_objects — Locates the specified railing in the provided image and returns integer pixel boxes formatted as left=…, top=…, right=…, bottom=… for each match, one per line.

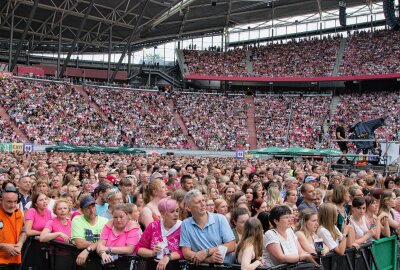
left=21, top=236, right=397, bottom=270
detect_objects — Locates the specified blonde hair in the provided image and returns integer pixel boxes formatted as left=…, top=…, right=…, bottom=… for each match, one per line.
left=236, top=218, right=264, bottom=261
left=214, top=198, right=227, bottom=213
left=266, top=188, right=281, bottom=209
left=52, top=198, right=71, bottom=215
left=318, top=203, right=340, bottom=241
left=143, top=179, right=163, bottom=204
left=298, top=208, right=317, bottom=238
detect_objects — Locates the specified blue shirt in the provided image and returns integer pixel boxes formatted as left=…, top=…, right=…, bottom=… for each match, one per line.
left=96, top=203, right=109, bottom=216
left=180, top=212, right=235, bottom=263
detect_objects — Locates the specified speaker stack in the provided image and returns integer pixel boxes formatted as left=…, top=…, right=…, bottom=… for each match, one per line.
left=339, top=1, right=347, bottom=27
left=383, top=0, right=400, bottom=30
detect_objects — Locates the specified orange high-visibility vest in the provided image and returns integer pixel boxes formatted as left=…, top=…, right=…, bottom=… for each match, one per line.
left=0, top=208, right=24, bottom=264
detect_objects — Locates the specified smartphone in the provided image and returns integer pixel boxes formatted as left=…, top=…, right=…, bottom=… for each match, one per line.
left=346, top=216, right=351, bottom=225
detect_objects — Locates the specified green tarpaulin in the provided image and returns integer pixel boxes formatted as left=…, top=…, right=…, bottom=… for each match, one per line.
left=45, top=145, right=146, bottom=154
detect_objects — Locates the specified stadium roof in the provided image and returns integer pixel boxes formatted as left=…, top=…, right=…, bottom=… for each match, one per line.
left=0, top=0, right=370, bottom=53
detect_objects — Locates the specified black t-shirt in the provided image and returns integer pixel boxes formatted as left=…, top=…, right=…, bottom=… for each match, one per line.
left=336, top=126, right=346, bottom=139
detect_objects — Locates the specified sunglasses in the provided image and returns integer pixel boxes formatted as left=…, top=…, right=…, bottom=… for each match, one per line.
left=2, top=186, right=19, bottom=194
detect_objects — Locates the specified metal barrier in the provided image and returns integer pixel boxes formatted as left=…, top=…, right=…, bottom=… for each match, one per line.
left=20, top=237, right=396, bottom=270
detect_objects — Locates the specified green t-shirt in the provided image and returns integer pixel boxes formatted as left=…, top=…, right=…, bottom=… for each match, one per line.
left=71, top=215, right=108, bottom=243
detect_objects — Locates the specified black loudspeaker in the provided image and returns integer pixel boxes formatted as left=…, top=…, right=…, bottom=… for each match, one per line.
left=211, top=0, right=216, bottom=6
left=339, top=1, right=346, bottom=27
left=383, top=0, right=400, bottom=30
left=166, top=152, right=174, bottom=156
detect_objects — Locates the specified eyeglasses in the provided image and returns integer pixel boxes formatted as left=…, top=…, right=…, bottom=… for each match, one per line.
left=207, top=204, right=215, bottom=207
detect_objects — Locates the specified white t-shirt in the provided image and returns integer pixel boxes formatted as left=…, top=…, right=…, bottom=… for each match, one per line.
left=317, top=226, right=343, bottom=251
left=350, top=216, right=372, bottom=241
left=264, top=228, right=299, bottom=266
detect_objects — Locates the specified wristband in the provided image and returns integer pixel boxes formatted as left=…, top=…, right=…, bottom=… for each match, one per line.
left=166, top=253, right=172, bottom=261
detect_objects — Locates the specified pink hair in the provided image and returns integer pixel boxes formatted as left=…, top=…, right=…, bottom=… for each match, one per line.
left=158, top=197, right=177, bottom=214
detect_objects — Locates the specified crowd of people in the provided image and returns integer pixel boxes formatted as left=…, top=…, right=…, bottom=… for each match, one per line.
left=86, top=86, right=188, bottom=149
left=0, top=152, right=399, bottom=270
left=251, top=36, right=340, bottom=78
left=288, top=96, right=331, bottom=148
left=0, top=78, right=398, bottom=152
left=183, top=36, right=340, bottom=78
left=184, top=30, right=400, bottom=78
left=324, top=90, right=400, bottom=149
left=339, top=30, right=400, bottom=76
left=183, top=49, right=248, bottom=77
left=173, top=93, right=249, bottom=150
left=0, top=79, right=117, bottom=146
left=255, top=95, right=331, bottom=149
left=254, top=96, right=291, bottom=148
left=0, top=118, right=21, bottom=143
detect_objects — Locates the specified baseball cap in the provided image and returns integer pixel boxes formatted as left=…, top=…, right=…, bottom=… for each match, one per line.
left=304, top=176, right=317, bottom=183
left=106, top=175, right=117, bottom=185
left=80, top=195, right=96, bottom=209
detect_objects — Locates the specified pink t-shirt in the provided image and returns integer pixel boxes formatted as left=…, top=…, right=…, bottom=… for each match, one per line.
left=71, top=211, right=81, bottom=220
left=25, top=208, right=52, bottom=231
left=100, top=223, right=141, bottom=248
left=134, top=220, right=183, bottom=258
left=44, top=217, right=72, bottom=242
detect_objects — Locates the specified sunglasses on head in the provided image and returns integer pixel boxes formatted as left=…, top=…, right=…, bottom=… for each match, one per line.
left=2, top=185, right=19, bottom=194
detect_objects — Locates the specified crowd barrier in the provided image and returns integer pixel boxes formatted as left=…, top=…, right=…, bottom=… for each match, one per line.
left=20, top=236, right=398, bottom=270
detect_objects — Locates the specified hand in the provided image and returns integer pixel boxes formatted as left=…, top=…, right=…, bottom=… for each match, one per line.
left=97, top=245, right=108, bottom=254
left=13, top=243, right=22, bottom=255
left=191, top=249, right=208, bottom=265
left=207, top=251, right=224, bottom=264
left=101, top=253, right=113, bottom=264
left=342, top=224, right=351, bottom=234
left=302, top=253, right=318, bottom=265
left=352, top=243, right=360, bottom=250
left=381, top=216, right=388, bottom=225
left=257, top=257, right=266, bottom=266
left=58, top=232, right=70, bottom=243
left=368, top=227, right=377, bottom=236
left=378, top=212, right=389, bottom=220
left=153, top=243, right=163, bottom=255
left=76, top=249, right=89, bottom=266
left=156, top=256, right=170, bottom=270
left=2, top=244, right=20, bottom=256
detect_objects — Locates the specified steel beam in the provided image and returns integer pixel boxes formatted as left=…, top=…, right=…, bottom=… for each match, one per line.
left=110, top=0, right=149, bottom=82
left=10, top=0, right=39, bottom=72
left=59, top=0, right=95, bottom=78
left=8, top=7, right=14, bottom=72
left=79, top=0, right=143, bottom=53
